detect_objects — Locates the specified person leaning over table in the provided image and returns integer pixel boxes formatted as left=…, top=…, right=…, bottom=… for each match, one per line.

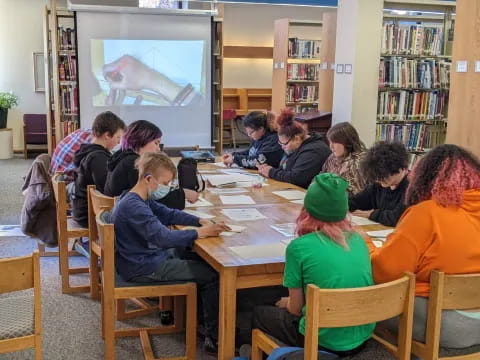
left=348, top=141, right=410, bottom=227
left=257, top=108, right=331, bottom=189
left=322, top=122, right=367, bottom=195
left=363, top=144, right=480, bottom=349
left=222, top=111, right=284, bottom=169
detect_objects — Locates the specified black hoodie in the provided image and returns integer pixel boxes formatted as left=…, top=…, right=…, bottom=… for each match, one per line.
left=268, top=133, right=331, bottom=189
left=104, top=149, right=186, bottom=210
left=72, top=143, right=111, bottom=227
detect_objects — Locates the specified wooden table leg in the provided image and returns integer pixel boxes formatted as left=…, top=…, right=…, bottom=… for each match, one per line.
left=217, top=267, right=238, bottom=360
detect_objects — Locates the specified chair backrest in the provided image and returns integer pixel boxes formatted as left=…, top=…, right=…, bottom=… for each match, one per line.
left=23, top=114, right=47, bottom=144
left=0, top=251, right=40, bottom=294
left=88, top=185, right=115, bottom=257
left=96, top=210, right=115, bottom=293
left=51, top=174, right=68, bottom=235
left=303, top=273, right=415, bottom=360
left=420, top=270, right=480, bottom=358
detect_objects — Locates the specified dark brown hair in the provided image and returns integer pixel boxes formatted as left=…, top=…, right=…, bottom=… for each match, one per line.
left=327, top=122, right=365, bottom=155
left=276, top=108, right=307, bottom=139
left=92, top=111, right=126, bottom=138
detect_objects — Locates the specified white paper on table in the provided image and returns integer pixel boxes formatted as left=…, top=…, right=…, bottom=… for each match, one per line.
left=214, top=162, right=227, bottom=167
left=220, top=224, right=246, bottom=237
left=208, top=188, right=248, bottom=195
left=185, top=197, right=214, bottom=208
left=183, top=209, right=215, bottom=219
left=281, top=237, right=295, bottom=246
left=372, top=240, right=384, bottom=248
left=206, top=174, right=257, bottom=187
left=235, top=181, right=270, bottom=188
left=221, top=208, right=267, bottom=221
left=290, top=199, right=304, bottom=204
left=199, top=170, right=220, bottom=174
left=272, top=190, right=306, bottom=200
left=350, top=215, right=379, bottom=226
left=229, top=243, right=287, bottom=259
left=366, top=229, right=395, bottom=238
left=220, top=195, right=256, bottom=205
left=270, top=223, right=296, bottom=237
left=220, top=169, right=248, bottom=174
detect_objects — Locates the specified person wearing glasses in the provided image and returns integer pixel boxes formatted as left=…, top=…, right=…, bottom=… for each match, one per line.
left=257, top=108, right=331, bottom=189
left=222, top=111, right=284, bottom=168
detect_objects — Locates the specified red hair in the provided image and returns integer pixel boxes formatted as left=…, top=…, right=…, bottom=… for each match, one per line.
left=276, top=108, right=307, bottom=139
left=296, top=208, right=354, bottom=250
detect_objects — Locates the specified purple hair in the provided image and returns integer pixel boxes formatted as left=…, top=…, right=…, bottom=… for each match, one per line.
left=121, top=120, right=163, bottom=152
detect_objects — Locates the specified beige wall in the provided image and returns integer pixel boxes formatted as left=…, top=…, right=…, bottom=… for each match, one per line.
left=0, top=0, right=48, bottom=151
left=223, top=3, right=335, bottom=89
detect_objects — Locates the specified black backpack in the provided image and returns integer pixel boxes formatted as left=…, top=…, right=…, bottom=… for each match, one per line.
left=177, top=157, right=205, bottom=192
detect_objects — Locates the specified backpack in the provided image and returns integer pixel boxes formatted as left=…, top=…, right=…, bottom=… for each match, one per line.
left=177, top=157, right=205, bottom=192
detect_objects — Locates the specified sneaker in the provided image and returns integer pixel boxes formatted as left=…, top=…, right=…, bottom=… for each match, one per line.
left=73, top=239, right=90, bottom=259
left=203, top=336, right=218, bottom=355
left=160, top=310, right=174, bottom=326
left=239, top=344, right=252, bottom=359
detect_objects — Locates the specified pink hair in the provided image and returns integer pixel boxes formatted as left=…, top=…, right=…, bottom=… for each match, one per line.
left=296, top=208, right=354, bottom=250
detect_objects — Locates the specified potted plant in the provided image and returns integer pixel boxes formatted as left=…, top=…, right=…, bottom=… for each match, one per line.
left=0, top=92, right=19, bottom=129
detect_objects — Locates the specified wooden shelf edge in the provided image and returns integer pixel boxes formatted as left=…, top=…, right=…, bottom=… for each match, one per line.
left=223, top=46, right=273, bottom=59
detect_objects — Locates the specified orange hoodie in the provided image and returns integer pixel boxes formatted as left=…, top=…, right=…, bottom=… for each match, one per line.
left=366, top=189, right=480, bottom=297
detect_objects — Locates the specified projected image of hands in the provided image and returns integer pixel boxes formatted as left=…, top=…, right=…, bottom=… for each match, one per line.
left=92, top=39, right=207, bottom=106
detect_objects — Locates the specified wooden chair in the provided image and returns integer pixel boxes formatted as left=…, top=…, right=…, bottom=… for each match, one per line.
left=0, top=251, right=42, bottom=359
left=23, top=114, right=48, bottom=159
left=87, top=186, right=157, bottom=322
left=96, top=210, right=197, bottom=360
left=51, top=173, right=90, bottom=294
left=410, top=270, right=480, bottom=360
left=252, top=273, right=416, bottom=360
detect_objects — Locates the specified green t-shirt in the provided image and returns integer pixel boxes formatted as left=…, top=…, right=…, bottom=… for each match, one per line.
left=283, top=231, right=375, bottom=351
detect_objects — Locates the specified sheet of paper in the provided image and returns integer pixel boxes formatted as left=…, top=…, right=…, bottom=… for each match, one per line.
left=290, top=199, right=304, bottom=204
left=220, top=169, right=248, bottom=174
left=221, top=208, right=267, bottom=221
left=220, top=224, right=246, bottom=237
left=220, top=195, right=256, bottom=205
left=235, top=181, right=269, bottom=188
left=366, top=229, right=395, bottom=238
left=213, top=162, right=239, bottom=168
left=206, top=174, right=257, bottom=187
left=372, top=240, right=384, bottom=248
left=185, top=197, right=214, bottom=208
left=270, top=223, right=296, bottom=237
left=183, top=209, right=215, bottom=219
left=229, top=243, right=287, bottom=259
left=207, top=188, right=248, bottom=195
left=0, top=225, right=26, bottom=237
left=350, top=215, right=379, bottom=226
left=272, top=190, right=306, bottom=200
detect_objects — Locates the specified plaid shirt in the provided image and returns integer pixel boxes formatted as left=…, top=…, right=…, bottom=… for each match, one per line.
left=49, top=129, right=93, bottom=181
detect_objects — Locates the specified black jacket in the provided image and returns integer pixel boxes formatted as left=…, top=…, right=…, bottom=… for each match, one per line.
left=268, top=134, right=331, bottom=189
left=232, top=131, right=284, bottom=168
left=349, top=175, right=409, bottom=227
left=104, top=149, right=185, bottom=210
left=72, top=144, right=111, bottom=227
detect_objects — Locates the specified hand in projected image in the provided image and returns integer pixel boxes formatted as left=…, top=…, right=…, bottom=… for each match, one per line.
left=102, top=54, right=200, bottom=106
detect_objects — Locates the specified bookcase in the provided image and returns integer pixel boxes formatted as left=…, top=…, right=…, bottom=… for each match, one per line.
left=212, top=4, right=224, bottom=154
left=272, top=19, right=323, bottom=115
left=376, top=1, right=455, bottom=166
left=44, top=0, right=79, bottom=154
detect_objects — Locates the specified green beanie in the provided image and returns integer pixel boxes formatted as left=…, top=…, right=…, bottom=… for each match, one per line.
left=304, top=173, right=349, bottom=222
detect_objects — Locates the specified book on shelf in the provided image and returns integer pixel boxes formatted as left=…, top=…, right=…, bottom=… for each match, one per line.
left=58, top=54, right=77, bottom=81
left=376, top=123, right=445, bottom=152
left=57, top=25, right=76, bottom=51
left=286, top=85, right=318, bottom=103
left=379, top=57, right=450, bottom=89
left=381, top=23, right=444, bottom=56
left=287, top=63, right=319, bottom=81
left=60, top=84, right=78, bottom=115
left=288, top=38, right=321, bottom=59
left=293, top=104, right=318, bottom=113
left=62, top=120, right=79, bottom=138
left=377, top=90, right=447, bottom=121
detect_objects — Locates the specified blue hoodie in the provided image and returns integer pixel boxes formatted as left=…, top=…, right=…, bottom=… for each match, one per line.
left=232, top=131, right=284, bottom=168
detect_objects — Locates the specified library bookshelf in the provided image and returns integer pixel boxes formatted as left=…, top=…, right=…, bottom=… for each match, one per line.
left=377, top=0, right=455, bottom=166
left=212, top=4, right=224, bottom=154
left=43, top=0, right=79, bottom=154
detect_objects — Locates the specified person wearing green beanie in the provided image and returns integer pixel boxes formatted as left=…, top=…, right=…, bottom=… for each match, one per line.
left=247, top=172, right=375, bottom=357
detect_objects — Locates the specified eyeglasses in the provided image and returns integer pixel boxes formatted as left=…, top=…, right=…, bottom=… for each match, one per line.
left=246, top=129, right=258, bottom=137
left=278, top=137, right=292, bottom=146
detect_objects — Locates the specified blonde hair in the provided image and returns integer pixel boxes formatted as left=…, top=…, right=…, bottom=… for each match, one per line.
left=135, top=152, right=177, bottom=179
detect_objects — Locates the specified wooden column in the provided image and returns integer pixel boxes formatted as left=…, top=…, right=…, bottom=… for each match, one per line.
left=318, top=12, right=336, bottom=112
left=446, top=0, right=480, bottom=158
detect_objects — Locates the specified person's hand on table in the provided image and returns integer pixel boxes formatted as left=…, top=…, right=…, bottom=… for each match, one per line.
left=196, top=222, right=231, bottom=238
left=184, top=188, right=199, bottom=204
left=275, top=297, right=289, bottom=309
left=352, top=209, right=373, bottom=219
left=222, top=153, right=234, bottom=167
left=257, top=164, right=272, bottom=178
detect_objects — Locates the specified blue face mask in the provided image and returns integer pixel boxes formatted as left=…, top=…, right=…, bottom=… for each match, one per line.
left=149, top=184, right=171, bottom=200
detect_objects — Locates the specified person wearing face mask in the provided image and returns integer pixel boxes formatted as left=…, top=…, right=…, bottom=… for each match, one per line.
left=111, top=152, right=229, bottom=353
left=322, top=122, right=367, bottom=195
left=104, top=120, right=199, bottom=208
left=349, top=142, right=410, bottom=227
left=222, top=111, right=283, bottom=169
left=257, top=108, right=331, bottom=189
left=72, top=111, right=126, bottom=228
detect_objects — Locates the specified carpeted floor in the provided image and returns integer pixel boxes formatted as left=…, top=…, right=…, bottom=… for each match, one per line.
left=0, top=156, right=477, bottom=360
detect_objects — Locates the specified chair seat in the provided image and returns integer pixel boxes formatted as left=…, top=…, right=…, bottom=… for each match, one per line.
left=115, top=273, right=186, bottom=288
left=0, top=296, right=34, bottom=340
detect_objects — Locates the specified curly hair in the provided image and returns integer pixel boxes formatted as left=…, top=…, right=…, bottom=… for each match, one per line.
left=360, top=142, right=409, bottom=183
left=276, top=108, right=307, bottom=139
left=406, top=144, right=480, bottom=207
left=327, top=122, right=366, bottom=155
